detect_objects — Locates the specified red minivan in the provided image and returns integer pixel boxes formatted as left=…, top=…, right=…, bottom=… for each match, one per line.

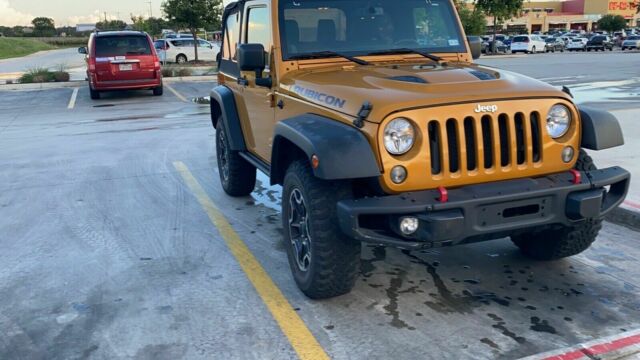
left=79, top=31, right=163, bottom=99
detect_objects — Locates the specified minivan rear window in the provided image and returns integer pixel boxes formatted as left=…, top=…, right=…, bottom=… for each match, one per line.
left=513, top=36, right=529, bottom=42
left=95, top=36, right=152, bottom=57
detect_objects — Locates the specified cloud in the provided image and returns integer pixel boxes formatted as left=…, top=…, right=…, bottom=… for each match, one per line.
left=0, top=0, right=34, bottom=26
left=66, top=11, right=103, bottom=26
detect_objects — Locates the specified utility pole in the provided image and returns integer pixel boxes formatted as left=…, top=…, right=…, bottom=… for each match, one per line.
left=104, top=12, right=108, bottom=22
left=147, top=0, right=153, bottom=18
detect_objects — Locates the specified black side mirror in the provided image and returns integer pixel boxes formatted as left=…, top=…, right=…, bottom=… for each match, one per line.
left=467, top=36, right=482, bottom=60
left=78, top=47, right=88, bottom=55
left=238, top=43, right=265, bottom=75
left=237, top=43, right=271, bottom=88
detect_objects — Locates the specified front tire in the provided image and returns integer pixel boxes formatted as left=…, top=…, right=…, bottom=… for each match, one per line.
left=215, top=120, right=256, bottom=197
left=282, top=160, right=361, bottom=299
left=511, top=151, right=602, bottom=260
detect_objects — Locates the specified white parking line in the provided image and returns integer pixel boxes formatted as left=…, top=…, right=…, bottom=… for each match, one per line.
left=67, top=88, right=79, bottom=109
left=164, top=83, right=188, bottom=103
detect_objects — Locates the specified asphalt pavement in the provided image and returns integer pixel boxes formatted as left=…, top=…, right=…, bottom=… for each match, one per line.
left=1, top=51, right=639, bottom=360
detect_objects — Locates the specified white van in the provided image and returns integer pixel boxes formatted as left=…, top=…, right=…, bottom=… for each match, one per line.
left=510, top=35, right=547, bottom=54
left=155, top=38, right=220, bottom=63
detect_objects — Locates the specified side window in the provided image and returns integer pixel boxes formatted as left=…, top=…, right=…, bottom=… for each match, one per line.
left=199, top=40, right=210, bottom=48
left=223, top=11, right=241, bottom=60
left=246, top=6, right=272, bottom=66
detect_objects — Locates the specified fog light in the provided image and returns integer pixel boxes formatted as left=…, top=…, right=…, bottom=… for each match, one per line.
left=400, top=217, right=419, bottom=235
left=391, top=166, right=407, bottom=184
left=562, top=146, right=575, bottom=163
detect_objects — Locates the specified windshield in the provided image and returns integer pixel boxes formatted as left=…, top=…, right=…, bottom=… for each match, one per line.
left=95, top=36, right=152, bottom=57
left=513, top=36, right=529, bottom=43
left=627, top=36, right=640, bottom=40
left=278, top=0, right=466, bottom=60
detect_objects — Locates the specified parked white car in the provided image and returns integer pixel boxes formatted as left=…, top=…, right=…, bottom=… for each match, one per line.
left=566, top=38, right=588, bottom=51
left=510, top=35, right=546, bottom=54
left=154, top=38, right=220, bottom=63
left=621, top=35, right=640, bottom=50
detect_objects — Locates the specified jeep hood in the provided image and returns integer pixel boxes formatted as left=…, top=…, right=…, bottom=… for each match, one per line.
left=278, top=63, right=572, bottom=123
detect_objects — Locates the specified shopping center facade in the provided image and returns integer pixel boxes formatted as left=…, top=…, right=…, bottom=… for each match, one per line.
left=482, top=0, right=639, bottom=34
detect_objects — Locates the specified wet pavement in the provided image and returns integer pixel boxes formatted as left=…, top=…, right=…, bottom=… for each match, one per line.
left=1, top=57, right=639, bottom=360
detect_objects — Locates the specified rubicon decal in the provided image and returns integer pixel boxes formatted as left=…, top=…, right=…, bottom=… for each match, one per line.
left=292, top=85, right=346, bottom=109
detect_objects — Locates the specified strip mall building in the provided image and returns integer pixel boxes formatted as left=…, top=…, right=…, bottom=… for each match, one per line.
left=484, top=0, right=639, bottom=34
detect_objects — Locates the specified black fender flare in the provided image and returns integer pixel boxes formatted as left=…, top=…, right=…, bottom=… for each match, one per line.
left=578, top=106, right=624, bottom=151
left=209, top=85, right=246, bottom=151
left=271, top=114, right=381, bottom=185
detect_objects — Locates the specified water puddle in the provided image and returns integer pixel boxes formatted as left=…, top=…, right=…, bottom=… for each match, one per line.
left=251, top=172, right=281, bottom=211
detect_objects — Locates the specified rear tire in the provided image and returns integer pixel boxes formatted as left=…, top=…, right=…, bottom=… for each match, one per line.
left=153, top=85, right=163, bottom=96
left=282, top=160, right=361, bottom=299
left=176, top=54, right=187, bottom=64
left=511, top=150, right=602, bottom=260
left=215, top=119, right=256, bottom=197
left=89, top=86, right=100, bottom=100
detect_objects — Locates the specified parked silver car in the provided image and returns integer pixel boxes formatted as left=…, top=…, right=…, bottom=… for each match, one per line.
left=621, top=35, right=640, bottom=50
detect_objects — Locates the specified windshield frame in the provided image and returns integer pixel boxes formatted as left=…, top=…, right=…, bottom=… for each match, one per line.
left=277, top=0, right=468, bottom=62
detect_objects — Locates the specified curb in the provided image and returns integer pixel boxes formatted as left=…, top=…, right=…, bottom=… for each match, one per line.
left=606, top=206, right=640, bottom=231
left=520, top=328, right=640, bottom=360
left=0, top=75, right=218, bottom=91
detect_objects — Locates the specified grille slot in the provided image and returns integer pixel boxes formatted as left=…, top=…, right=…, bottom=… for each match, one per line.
left=498, top=114, right=510, bottom=167
left=426, top=112, right=544, bottom=179
left=530, top=112, right=542, bottom=163
left=481, top=116, right=494, bottom=169
left=515, top=113, right=526, bottom=165
left=428, top=121, right=442, bottom=175
left=464, top=117, right=477, bottom=171
left=446, top=119, right=460, bottom=173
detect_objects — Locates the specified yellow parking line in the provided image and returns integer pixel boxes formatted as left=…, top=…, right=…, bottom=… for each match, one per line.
left=173, top=161, right=330, bottom=360
left=164, top=83, right=188, bottom=102
left=67, top=87, right=79, bottom=109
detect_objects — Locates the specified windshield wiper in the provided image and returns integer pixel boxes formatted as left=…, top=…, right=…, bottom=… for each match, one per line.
left=289, top=51, right=370, bottom=65
left=367, top=48, right=445, bottom=64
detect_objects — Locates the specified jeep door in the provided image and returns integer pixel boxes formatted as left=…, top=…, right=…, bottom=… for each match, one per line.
left=240, top=2, right=276, bottom=162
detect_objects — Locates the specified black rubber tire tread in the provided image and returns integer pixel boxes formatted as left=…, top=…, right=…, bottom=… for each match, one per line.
left=90, top=86, right=100, bottom=100
left=511, top=150, right=603, bottom=260
left=283, top=160, right=361, bottom=299
left=215, top=120, right=256, bottom=197
left=153, top=86, right=163, bottom=96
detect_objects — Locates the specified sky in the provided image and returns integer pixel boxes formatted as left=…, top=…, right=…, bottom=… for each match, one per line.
left=0, top=0, right=566, bottom=27
left=0, top=0, right=164, bottom=27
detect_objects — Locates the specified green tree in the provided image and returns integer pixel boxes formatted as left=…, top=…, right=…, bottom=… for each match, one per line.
left=32, top=17, right=56, bottom=37
left=475, top=0, right=523, bottom=52
left=131, top=16, right=171, bottom=37
left=96, top=20, right=128, bottom=31
left=597, top=14, right=627, bottom=33
left=457, top=6, right=487, bottom=36
left=162, top=0, right=223, bottom=61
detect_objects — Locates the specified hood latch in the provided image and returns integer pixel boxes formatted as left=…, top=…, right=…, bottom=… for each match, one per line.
left=354, top=101, right=372, bottom=129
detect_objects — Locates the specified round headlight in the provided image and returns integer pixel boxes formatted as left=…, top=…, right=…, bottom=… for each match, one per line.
left=546, top=104, right=572, bottom=139
left=384, top=118, right=415, bottom=155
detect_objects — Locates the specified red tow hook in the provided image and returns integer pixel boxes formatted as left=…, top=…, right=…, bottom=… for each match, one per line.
left=569, top=169, right=582, bottom=185
left=437, top=186, right=449, bottom=203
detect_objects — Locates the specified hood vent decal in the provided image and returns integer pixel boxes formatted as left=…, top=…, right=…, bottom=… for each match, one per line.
left=387, top=75, right=428, bottom=84
left=469, top=70, right=497, bottom=81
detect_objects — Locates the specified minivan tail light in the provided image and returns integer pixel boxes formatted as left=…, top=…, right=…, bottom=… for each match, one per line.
left=154, top=58, right=161, bottom=70
left=89, top=58, right=96, bottom=72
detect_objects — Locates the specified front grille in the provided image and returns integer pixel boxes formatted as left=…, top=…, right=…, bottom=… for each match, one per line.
left=427, top=112, right=543, bottom=178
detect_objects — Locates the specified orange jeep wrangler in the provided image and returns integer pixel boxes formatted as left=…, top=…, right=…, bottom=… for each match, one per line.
left=210, top=0, right=630, bottom=299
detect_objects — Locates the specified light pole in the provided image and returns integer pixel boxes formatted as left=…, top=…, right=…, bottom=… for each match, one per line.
left=147, top=0, right=153, bottom=18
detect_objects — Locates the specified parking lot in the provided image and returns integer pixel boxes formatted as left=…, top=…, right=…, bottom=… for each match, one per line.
left=1, top=51, right=640, bottom=360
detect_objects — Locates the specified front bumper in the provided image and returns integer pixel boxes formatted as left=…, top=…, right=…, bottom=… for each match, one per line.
left=337, top=167, right=630, bottom=250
